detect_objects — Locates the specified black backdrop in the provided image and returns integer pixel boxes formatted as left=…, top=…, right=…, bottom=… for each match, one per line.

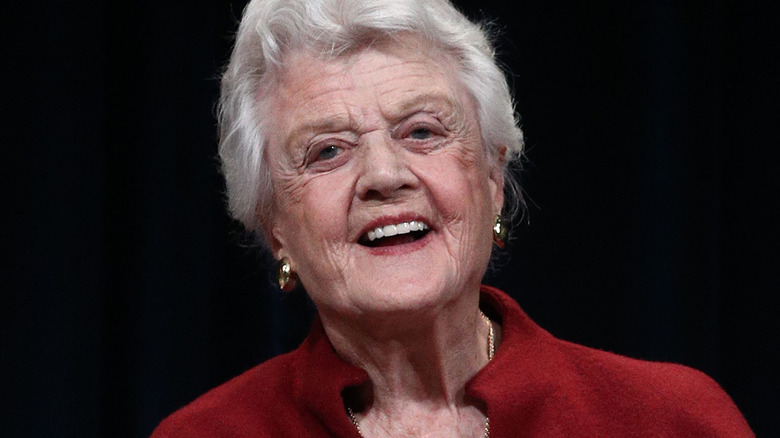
left=6, top=0, right=777, bottom=436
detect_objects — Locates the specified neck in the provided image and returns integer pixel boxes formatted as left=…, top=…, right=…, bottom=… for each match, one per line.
left=319, top=291, right=496, bottom=435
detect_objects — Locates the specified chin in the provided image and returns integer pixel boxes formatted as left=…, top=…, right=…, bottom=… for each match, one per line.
left=349, top=273, right=471, bottom=315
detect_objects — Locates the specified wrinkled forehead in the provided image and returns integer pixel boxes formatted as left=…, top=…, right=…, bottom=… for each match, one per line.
left=261, top=32, right=460, bottom=100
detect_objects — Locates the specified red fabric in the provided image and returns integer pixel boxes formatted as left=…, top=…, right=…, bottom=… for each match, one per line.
left=152, top=286, right=753, bottom=437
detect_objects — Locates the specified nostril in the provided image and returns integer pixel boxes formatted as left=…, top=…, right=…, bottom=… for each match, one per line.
left=356, top=167, right=412, bottom=200
left=357, top=180, right=418, bottom=202
left=360, top=188, right=393, bottom=202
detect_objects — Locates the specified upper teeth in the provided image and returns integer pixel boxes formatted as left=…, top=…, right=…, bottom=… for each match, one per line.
left=367, top=221, right=429, bottom=242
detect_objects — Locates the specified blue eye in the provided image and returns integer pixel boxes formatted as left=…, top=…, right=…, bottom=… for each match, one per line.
left=409, top=128, right=432, bottom=140
left=318, top=145, right=340, bottom=160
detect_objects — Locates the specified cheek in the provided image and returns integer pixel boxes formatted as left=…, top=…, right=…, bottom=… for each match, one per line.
left=294, top=176, right=361, bottom=293
left=410, top=155, right=494, bottom=277
left=415, top=154, right=495, bottom=283
left=285, top=173, right=354, bottom=248
left=418, top=148, right=494, bottom=219
left=274, top=175, right=306, bottom=213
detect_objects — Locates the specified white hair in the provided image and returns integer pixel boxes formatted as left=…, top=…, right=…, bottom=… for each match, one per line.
left=219, top=0, right=524, bottom=235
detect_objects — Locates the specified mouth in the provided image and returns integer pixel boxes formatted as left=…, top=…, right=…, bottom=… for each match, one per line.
left=358, top=220, right=431, bottom=248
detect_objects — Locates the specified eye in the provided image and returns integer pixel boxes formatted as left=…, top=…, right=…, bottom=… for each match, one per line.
left=396, top=119, right=447, bottom=154
left=304, top=141, right=350, bottom=171
left=317, top=145, right=340, bottom=161
left=409, top=128, right=433, bottom=140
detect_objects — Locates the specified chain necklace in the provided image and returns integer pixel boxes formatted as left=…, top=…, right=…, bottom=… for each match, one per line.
left=347, top=312, right=495, bottom=437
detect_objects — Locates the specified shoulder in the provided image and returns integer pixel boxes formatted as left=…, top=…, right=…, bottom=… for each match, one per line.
left=560, top=339, right=716, bottom=398
left=150, top=351, right=301, bottom=438
left=554, top=339, right=753, bottom=436
left=150, top=317, right=366, bottom=438
left=478, top=285, right=752, bottom=436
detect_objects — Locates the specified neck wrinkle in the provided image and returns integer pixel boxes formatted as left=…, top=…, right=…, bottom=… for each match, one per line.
left=320, top=294, right=491, bottom=412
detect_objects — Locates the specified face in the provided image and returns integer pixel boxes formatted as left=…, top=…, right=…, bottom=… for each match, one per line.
left=263, top=37, right=504, bottom=318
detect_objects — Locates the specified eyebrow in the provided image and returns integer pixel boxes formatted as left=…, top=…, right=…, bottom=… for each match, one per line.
left=295, top=117, right=352, bottom=138
left=284, top=91, right=461, bottom=147
left=385, top=91, right=461, bottom=122
left=283, top=111, right=355, bottom=150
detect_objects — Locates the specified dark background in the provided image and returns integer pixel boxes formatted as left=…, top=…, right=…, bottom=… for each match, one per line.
left=6, top=0, right=777, bottom=436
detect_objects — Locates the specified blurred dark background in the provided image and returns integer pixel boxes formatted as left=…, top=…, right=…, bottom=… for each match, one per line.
left=5, top=0, right=777, bottom=436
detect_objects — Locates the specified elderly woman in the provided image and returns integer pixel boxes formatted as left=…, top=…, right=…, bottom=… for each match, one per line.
left=153, top=0, right=752, bottom=436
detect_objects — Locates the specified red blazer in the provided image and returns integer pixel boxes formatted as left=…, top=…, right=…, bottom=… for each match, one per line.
left=152, top=285, right=753, bottom=437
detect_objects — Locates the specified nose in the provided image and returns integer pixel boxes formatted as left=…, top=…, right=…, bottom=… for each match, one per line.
left=355, top=133, right=417, bottom=201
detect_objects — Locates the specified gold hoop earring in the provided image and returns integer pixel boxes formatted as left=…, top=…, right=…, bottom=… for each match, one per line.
left=276, top=257, right=298, bottom=292
left=493, top=215, right=507, bottom=249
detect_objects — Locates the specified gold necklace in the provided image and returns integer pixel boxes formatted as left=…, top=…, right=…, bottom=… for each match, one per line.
left=347, top=312, right=495, bottom=437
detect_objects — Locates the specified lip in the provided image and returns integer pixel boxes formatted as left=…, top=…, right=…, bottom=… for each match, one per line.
left=356, top=213, right=434, bottom=256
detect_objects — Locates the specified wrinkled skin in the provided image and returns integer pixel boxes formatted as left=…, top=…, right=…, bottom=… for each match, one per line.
left=263, top=36, right=504, bottom=328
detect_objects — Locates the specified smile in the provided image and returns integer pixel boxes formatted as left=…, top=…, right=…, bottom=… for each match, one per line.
left=359, top=220, right=431, bottom=248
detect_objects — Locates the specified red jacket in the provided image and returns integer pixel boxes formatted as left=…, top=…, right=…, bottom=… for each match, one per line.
left=152, top=285, right=753, bottom=437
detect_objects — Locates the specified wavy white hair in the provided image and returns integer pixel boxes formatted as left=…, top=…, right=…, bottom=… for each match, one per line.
left=219, top=0, right=524, bottom=235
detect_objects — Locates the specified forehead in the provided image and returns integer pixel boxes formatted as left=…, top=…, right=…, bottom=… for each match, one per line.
left=278, top=35, right=460, bottom=94
left=266, top=37, right=469, bottom=144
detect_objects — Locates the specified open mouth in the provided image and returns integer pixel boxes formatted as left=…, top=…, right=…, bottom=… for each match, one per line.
left=358, top=220, right=431, bottom=248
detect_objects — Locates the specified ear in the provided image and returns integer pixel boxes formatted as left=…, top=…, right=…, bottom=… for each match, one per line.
left=489, top=145, right=507, bottom=214
left=260, top=211, right=288, bottom=260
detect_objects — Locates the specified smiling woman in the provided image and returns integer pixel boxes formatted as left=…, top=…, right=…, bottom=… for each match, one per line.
left=151, top=0, right=753, bottom=437
left=263, top=39, right=502, bottom=322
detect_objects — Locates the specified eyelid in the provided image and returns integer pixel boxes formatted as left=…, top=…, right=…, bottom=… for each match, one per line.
left=396, top=112, right=445, bottom=138
left=303, top=137, right=352, bottom=170
left=401, top=119, right=446, bottom=140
